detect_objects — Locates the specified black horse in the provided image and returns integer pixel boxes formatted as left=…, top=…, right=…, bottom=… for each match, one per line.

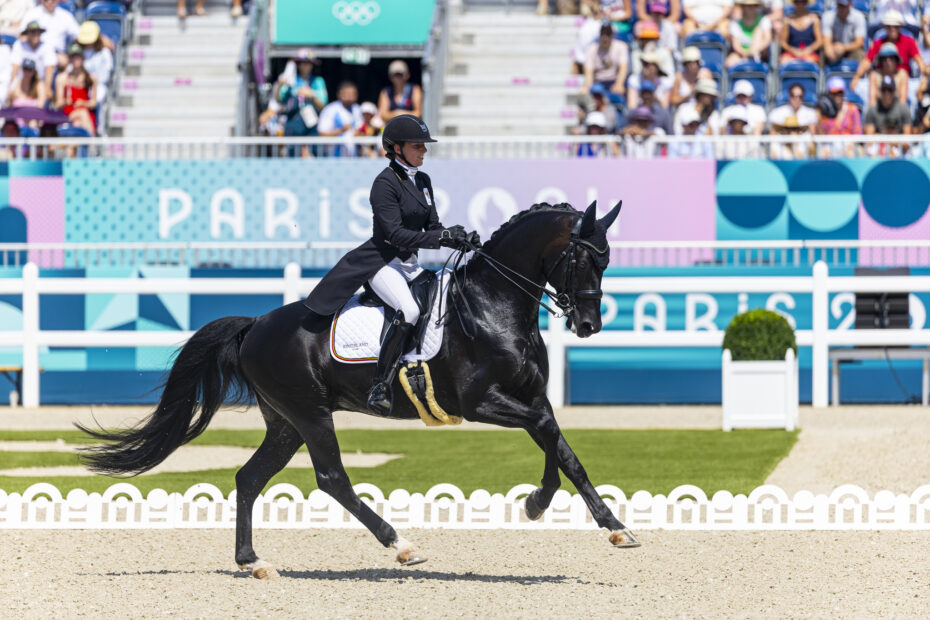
left=78, top=200, right=638, bottom=579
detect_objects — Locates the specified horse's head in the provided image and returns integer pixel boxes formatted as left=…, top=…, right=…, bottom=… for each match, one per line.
left=547, top=201, right=622, bottom=338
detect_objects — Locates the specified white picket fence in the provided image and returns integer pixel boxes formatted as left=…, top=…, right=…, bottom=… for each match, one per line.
left=4, top=482, right=930, bottom=530
left=2, top=260, right=930, bottom=408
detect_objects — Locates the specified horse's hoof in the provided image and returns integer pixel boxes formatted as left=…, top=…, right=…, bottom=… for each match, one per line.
left=524, top=489, right=545, bottom=521
left=393, top=537, right=427, bottom=567
left=609, top=528, right=641, bottom=548
left=238, top=560, right=279, bottom=579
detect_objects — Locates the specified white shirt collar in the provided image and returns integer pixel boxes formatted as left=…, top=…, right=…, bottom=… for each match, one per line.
left=395, top=158, right=417, bottom=182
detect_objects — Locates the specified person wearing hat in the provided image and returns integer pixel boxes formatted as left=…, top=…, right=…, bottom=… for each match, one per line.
left=378, top=60, right=423, bottom=123
left=77, top=21, right=113, bottom=105
left=576, top=110, right=618, bottom=157
left=637, top=79, right=674, bottom=134
left=9, top=20, right=55, bottom=94
left=851, top=10, right=924, bottom=95
left=668, top=105, right=715, bottom=159
left=637, top=0, right=682, bottom=29
left=682, top=0, right=733, bottom=37
left=722, top=79, right=767, bottom=134
left=780, top=0, right=823, bottom=65
left=5, top=56, right=47, bottom=126
left=864, top=74, right=912, bottom=135
left=21, top=0, right=81, bottom=73
left=357, top=101, right=384, bottom=158
left=726, top=0, right=773, bottom=66
left=644, top=2, right=680, bottom=49
left=277, top=49, right=329, bottom=155
left=54, top=41, right=97, bottom=135
left=673, top=78, right=721, bottom=134
left=627, top=48, right=672, bottom=108
left=670, top=45, right=713, bottom=106
left=869, top=41, right=908, bottom=106
left=822, top=0, right=866, bottom=65
left=630, top=19, right=676, bottom=78
left=303, top=114, right=479, bottom=415
left=620, top=105, right=663, bottom=157
left=585, top=82, right=620, bottom=132
left=769, top=83, right=818, bottom=133
left=582, top=20, right=630, bottom=99
left=817, top=76, right=862, bottom=139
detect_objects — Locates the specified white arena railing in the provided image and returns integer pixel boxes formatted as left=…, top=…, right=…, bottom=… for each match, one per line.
left=2, top=240, right=929, bottom=270
left=1, top=134, right=930, bottom=160
left=1, top=261, right=929, bottom=408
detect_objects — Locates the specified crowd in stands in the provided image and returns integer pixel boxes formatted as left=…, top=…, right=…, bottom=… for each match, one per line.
left=0, top=0, right=118, bottom=148
left=558, top=0, right=930, bottom=157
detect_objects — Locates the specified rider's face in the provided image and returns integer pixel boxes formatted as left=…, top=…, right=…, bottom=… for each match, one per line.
left=398, top=141, right=427, bottom=167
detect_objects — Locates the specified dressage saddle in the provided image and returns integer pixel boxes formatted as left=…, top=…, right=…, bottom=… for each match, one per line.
left=358, top=269, right=440, bottom=353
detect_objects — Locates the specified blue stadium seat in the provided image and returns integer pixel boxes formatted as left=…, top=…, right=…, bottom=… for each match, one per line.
left=852, top=0, right=870, bottom=12
left=779, top=60, right=820, bottom=104
left=846, top=90, right=865, bottom=110
left=0, top=34, right=16, bottom=47
left=59, top=0, right=79, bottom=15
left=86, top=0, right=127, bottom=44
left=684, top=31, right=727, bottom=77
left=727, top=61, right=769, bottom=105
left=825, top=58, right=861, bottom=77
left=868, top=24, right=921, bottom=40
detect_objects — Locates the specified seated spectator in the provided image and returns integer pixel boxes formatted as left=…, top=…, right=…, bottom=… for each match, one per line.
left=763, top=0, right=785, bottom=36
left=721, top=79, right=766, bottom=133
left=865, top=74, right=913, bottom=133
left=0, top=37, right=10, bottom=106
left=577, top=110, right=619, bottom=157
left=770, top=116, right=812, bottom=158
left=646, top=2, right=680, bottom=51
left=10, top=21, right=56, bottom=95
left=378, top=60, right=423, bottom=123
left=869, top=42, right=909, bottom=106
left=637, top=79, right=674, bottom=134
left=817, top=76, right=863, bottom=156
left=670, top=45, right=713, bottom=105
left=717, top=106, right=760, bottom=157
left=639, top=0, right=684, bottom=33
left=22, top=0, right=80, bottom=69
left=572, top=5, right=606, bottom=74
left=0, top=120, right=20, bottom=161
left=55, top=43, right=97, bottom=135
left=873, top=0, right=919, bottom=28
left=673, top=78, right=721, bottom=133
left=630, top=19, right=676, bottom=78
left=620, top=105, right=663, bottom=157
left=0, top=0, right=33, bottom=39
left=682, top=0, right=732, bottom=37
left=851, top=11, right=924, bottom=95
left=602, top=0, right=635, bottom=36
left=585, top=82, right=621, bottom=132
left=6, top=59, right=47, bottom=132
left=177, top=0, right=207, bottom=18
left=358, top=101, right=383, bottom=158
left=727, top=0, right=772, bottom=66
left=669, top=106, right=716, bottom=157
left=317, top=81, right=363, bottom=158
left=822, top=0, right=866, bottom=65
left=769, top=83, right=818, bottom=133
left=627, top=49, right=673, bottom=108
left=915, top=73, right=930, bottom=132
left=78, top=21, right=113, bottom=105
left=582, top=21, right=630, bottom=100
left=780, top=0, right=822, bottom=65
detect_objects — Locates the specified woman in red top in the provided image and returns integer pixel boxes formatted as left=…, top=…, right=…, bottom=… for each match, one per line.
left=55, top=43, right=97, bottom=135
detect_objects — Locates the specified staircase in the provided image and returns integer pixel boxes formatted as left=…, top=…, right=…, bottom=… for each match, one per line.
left=440, top=8, right=581, bottom=136
left=108, top=0, right=245, bottom=137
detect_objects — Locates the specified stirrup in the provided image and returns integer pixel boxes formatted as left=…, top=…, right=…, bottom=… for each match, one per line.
left=367, top=381, right=393, bottom=414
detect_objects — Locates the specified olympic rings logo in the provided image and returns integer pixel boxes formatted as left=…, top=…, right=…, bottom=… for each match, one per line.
left=332, top=1, right=381, bottom=26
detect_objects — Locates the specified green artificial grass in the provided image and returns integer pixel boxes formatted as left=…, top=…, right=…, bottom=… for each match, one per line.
left=0, top=428, right=798, bottom=497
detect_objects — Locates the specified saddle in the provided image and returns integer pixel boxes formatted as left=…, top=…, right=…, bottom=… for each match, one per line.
left=358, top=269, right=440, bottom=353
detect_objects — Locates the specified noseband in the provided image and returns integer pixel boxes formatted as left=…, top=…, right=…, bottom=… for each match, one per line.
left=543, top=216, right=607, bottom=316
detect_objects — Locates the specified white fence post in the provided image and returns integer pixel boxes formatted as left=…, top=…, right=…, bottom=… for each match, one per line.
left=812, top=261, right=829, bottom=407
left=21, top=262, right=40, bottom=408
left=547, top=315, right=567, bottom=407
left=282, top=262, right=301, bottom=305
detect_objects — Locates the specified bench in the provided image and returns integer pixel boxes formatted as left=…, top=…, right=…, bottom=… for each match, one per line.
left=830, top=348, right=930, bottom=406
left=0, top=366, right=24, bottom=406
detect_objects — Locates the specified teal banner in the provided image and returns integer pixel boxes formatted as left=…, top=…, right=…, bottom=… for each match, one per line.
left=274, top=0, right=436, bottom=46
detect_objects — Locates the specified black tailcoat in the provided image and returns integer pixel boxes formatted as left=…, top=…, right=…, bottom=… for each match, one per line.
left=303, top=160, right=444, bottom=315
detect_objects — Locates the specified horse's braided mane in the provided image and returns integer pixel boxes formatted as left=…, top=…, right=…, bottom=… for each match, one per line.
left=484, top=202, right=579, bottom=248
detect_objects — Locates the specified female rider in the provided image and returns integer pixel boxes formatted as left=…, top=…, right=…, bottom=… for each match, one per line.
left=303, top=114, right=479, bottom=415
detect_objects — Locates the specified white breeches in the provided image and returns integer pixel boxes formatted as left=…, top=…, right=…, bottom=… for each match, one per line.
left=368, top=256, right=424, bottom=324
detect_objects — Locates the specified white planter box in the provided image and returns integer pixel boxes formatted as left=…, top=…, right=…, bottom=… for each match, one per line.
left=722, top=348, right=798, bottom=431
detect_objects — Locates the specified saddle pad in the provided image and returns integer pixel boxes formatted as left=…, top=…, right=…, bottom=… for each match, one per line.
left=330, top=270, right=451, bottom=364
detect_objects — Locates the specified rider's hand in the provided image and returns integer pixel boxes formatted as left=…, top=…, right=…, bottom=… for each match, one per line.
left=439, top=225, right=468, bottom=249
left=466, top=231, right=482, bottom=249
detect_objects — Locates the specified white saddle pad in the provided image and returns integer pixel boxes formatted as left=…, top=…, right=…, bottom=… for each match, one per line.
left=330, top=270, right=451, bottom=364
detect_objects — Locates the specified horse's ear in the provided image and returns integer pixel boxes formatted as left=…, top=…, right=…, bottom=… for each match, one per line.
left=580, top=201, right=597, bottom=237
left=598, top=201, right=622, bottom=230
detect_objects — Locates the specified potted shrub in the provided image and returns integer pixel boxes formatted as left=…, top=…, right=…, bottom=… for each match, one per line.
left=721, top=309, right=798, bottom=431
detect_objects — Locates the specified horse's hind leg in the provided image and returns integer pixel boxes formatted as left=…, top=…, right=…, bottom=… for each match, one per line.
left=234, top=401, right=304, bottom=579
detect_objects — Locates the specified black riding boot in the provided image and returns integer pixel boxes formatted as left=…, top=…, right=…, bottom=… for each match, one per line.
left=367, top=318, right=414, bottom=415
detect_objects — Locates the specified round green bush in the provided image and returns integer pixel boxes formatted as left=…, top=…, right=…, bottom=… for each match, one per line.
left=722, top=309, right=797, bottom=361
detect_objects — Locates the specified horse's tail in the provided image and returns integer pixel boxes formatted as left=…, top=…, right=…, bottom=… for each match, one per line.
left=76, top=316, right=256, bottom=477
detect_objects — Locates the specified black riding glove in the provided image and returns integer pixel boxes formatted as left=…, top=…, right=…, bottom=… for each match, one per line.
left=466, top=231, right=482, bottom=249
left=439, top=225, right=468, bottom=249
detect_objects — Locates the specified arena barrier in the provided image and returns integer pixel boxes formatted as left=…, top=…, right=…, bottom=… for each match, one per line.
left=2, top=260, right=930, bottom=408
left=3, top=482, right=930, bottom=531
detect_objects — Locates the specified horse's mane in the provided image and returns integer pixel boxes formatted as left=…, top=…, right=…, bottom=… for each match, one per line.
left=483, top=202, right=579, bottom=249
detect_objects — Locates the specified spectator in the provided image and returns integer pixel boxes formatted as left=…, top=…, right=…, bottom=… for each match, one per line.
left=0, top=37, right=10, bottom=106
left=865, top=74, right=913, bottom=133
left=869, top=42, right=909, bottom=106
left=55, top=43, right=96, bottom=135
left=585, top=82, right=621, bottom=132
left=822, top=0, right=867, bottom=65
left=317, top=81, right=363, bottom=157
left=646, top=2, right=680, bottom=51
left=717, top=106, right=759, bottom=157
left=669, top=106, right=715, bottom=157
left=670, top=45, right=713, bottom=105
left=780, top=0, right=823, bottom=65
left=6, top=58, right=47, bottom=132
left=231, top=0, right=244, bottom=18
left=0, top=0, right=33, bottom=39
left=601, top=0, right=635, bottom=36
left=0, top=120, right=20, bottom=161
left=280, top=48, right=328, bottom=155
left=78, top=21, right=113, bottom=105
left=378, top=59, right=423, bottom=123
left=721, top=79, right=766, bottom=133
left=726, top=0, right=772, bottom=66
left=577, top=111, right=618, bottom=157
left=22, top=0, right=80, bottom=67
left=817, top=76, right=863, bottom=156
left=769, top=83, right=818, bottom=133
left=358, top=101, right=383, bottom=158
left=630, top=19, right=675, bottom=78
left=770, top=116, right=812, bottom=158
left=851, top=11, right=925, bottom=95
left=673, top=78, right=721, bottom=133
left=915, top=72, right=930, bottom=131
left=682, top=0, right=732, bottom=37
left=177, top=0, right=207, bottom=18
left=873, top=0, right=919, bottom=28
left=582, top=21, right=630, bottom=100
left=762, top=0, right=785, bottom=36
left=637, top=0, right=683, bottom=31
left=572, top=4, right=606, bottom=74
left=10, top=21, right=56, bottom=95
left=627, top=49, right=672, bottom=108
left=638, top=79, right=674, bottom=134
left=620, top=105, right=663, bottom=157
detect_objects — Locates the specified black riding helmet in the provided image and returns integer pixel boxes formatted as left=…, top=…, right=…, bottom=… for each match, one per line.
left=382, top=114, right=437, bottom=161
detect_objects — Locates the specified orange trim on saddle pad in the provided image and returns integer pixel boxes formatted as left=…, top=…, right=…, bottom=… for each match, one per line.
left=330, top=306, right=378, bottom=363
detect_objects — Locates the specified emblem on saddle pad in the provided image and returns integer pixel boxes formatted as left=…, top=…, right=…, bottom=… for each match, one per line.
left=399, top=361, right=462, bottom=427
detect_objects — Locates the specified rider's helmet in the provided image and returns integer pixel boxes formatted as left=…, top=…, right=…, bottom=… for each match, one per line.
left=382, top=114, right=437, bottom=159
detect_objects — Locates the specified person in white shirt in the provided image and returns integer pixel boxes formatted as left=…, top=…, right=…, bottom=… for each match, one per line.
left=768, top=83, right=818, bottom=132
left=683, top=0, right=734, bottom=36
left=0, top=43, right=11, bottom=106
left=721, top=79, right=767, bottom=134
left=10, top=20, right=56, bottom=93
left=317, top=81, right=363, bottom=158
left=21, top=0, right=79, bottom=65
left=673, top=78, right=722, bottom=134
left=669, top=105, right=716, bottom=157
left=77, top=21, right=112, bottom=103
left=0, top=0, right=34, bottom=39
